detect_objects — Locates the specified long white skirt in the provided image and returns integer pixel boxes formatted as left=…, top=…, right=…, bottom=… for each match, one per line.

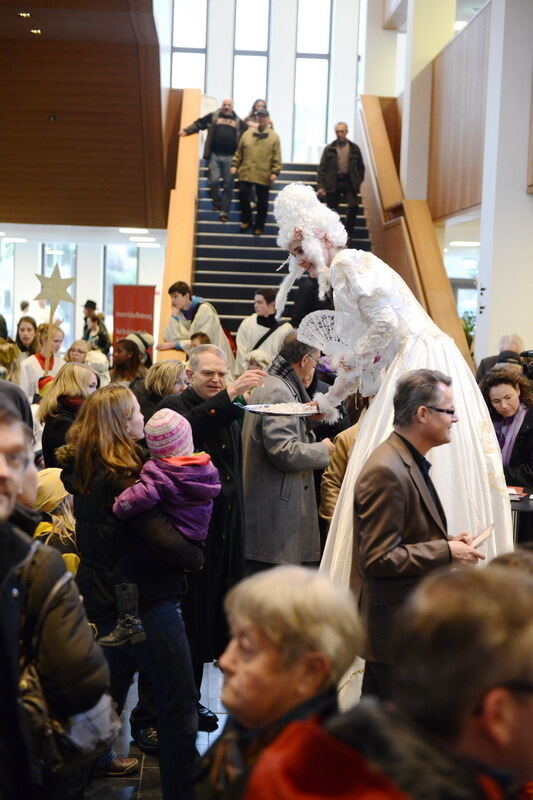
left=322, top=330, right=514, bottom=709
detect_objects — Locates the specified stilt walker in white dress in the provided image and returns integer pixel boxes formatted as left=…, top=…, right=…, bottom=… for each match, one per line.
left=273, top=184, right=513, bottom=704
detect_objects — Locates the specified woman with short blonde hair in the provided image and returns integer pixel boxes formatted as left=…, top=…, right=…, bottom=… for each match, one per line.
left=40, top=362, right=98, bottom=467
left=131, top=359, right=187, bottom=422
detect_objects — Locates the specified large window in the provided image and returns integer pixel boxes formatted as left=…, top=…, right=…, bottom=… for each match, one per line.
left=171, top=0, right=207, bottom=90
left=232, top=0, right=270, bottom=117
left=0, top=241, right=14, bottom=337
left=42, top=243, right=77, bottom=347
left=104, top=245, right=139, bottom=333
left=293, top=0, right=332, bottom=161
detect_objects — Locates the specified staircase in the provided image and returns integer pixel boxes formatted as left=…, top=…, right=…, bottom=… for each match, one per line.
left=193, top=164, right=370, bottom=335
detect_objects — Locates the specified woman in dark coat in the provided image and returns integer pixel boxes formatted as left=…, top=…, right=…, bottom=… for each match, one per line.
left=59, top=384, right=204, bottom=800
left=480, top=368, right=533, bottom=488
left=481, top=368, right=533, bottom=541
left=40, top=362, right=98, bottom=467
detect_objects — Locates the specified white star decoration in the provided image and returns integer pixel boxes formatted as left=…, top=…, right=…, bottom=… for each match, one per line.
left=34, top=264, right=75, bottom=315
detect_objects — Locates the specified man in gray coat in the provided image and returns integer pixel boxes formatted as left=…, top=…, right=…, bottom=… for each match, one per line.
left=242, top=332, right=334, bottom=574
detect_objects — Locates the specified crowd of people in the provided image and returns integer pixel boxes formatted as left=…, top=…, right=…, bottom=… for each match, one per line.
left=1, top=179, right=533, bottom=800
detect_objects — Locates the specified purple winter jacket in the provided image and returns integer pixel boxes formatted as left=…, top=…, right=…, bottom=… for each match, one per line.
left=112, top=453, right=221, bottom=542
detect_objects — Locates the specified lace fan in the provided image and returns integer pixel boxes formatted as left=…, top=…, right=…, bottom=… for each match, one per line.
left=297, top=311, right=347, bottom=356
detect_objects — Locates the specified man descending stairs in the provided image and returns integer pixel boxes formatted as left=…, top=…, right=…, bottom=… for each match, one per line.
left=194, top=163, right=371, bottom=338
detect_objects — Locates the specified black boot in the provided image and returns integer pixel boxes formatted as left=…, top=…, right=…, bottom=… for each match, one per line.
left=98, top=583, right=147, bottom=648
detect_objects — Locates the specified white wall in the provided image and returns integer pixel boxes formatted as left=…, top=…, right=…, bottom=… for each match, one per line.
left=475, top=0, right=533, bottom=359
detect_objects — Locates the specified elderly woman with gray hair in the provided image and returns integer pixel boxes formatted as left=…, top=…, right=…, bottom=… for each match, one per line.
left=194, top=565, right=362, bottom=799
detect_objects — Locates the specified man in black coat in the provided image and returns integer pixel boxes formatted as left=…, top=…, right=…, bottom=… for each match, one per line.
left=0, top=399, right=109, bottom=799
left=156, top=345, right=265, bottom=726
left=317, top=122, right=365, bottom=243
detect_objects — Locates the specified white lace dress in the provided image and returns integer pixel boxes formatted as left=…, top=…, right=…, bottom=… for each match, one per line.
left=302, top=250, right=513, bottom=707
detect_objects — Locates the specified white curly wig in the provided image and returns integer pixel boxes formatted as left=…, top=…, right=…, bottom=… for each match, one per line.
left=273, top=183, right=347, bottom=317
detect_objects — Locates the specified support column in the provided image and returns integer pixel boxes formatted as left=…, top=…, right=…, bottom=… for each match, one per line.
left=268, top=0, right=298, bottom=160
left=328, top=0, right=360, bottom=136
left=475, top=0, right=533, bottom=359
left=399, top=0, right=455, bottom=198
left=205, top=0, right=236, bottom=104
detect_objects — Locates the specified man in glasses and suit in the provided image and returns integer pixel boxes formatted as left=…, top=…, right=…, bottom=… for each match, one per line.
left=355, top=369, right=483, bottom=700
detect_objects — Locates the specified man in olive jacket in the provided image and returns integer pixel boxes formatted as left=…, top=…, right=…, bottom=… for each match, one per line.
left=317, top=122, right=365, bottom=242
left=231, top=111, right=282, bottom=235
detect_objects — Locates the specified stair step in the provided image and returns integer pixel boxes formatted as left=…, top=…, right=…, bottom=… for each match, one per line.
left=195, top=270, right=282, bottom=284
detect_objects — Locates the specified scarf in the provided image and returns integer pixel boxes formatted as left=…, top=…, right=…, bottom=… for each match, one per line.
left=494, top=403, right=527, bottom=466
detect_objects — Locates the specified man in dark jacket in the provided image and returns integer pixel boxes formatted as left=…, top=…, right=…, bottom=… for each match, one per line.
left=317, top=122, right=365, bottom=242
left=156, top=345, right=265, bottom=729
left=180, top=98, right=247, bottom=222
left=0, top=400, right=109, bottom=799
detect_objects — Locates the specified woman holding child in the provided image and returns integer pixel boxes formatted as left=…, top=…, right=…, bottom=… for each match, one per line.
left=59, top=384, right=204, bottom=800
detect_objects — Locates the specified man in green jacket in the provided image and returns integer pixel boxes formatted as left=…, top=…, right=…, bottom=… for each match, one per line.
left=231, top=111, right=282, bottom=235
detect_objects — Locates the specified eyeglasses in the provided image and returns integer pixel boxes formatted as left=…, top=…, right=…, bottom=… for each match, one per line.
left=0, top=450, right=31, bottom=473
left=427, top=406, right=456, bottom=417
left=305, top=354, right=320, bottom=367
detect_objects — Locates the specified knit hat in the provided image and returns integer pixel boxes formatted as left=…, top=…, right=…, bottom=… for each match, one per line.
left=126, top=331, right=154, bottom=364
left=144, top=409, right=193, bottom=459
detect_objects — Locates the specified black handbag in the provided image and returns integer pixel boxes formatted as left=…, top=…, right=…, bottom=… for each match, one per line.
left=18, top=542, right=121, bottom=783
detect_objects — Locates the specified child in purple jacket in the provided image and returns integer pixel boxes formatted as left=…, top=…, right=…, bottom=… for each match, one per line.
left=98, top=408, right=221, bottom=647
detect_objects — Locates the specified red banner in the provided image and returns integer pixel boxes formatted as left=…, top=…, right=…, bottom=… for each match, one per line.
left=113, top=284, right=156, bottom=355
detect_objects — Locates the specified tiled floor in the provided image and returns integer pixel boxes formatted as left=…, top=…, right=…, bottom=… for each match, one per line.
left=86, top=663, right=226, bottom=799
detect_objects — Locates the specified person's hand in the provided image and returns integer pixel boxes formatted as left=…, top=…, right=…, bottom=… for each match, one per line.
left=449, top=539, right=485, bottom=565
left=455, top=532, right=474, bottom=545
left=230, top=166, right=238, bottom=175
left=316, top=188, right=326, bottom=198
left=155, top=342, right=176, bottom=351
left=227, top=369, right=267, bottom=401
left=178, top=130, right=187, bottom=136
left=269, top=173, right=277, bottom=184
left=322, top=437, right=335, bottom=456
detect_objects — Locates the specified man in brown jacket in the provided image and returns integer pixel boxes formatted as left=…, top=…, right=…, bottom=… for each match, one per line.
left=355, top=369, right=483, bottom=699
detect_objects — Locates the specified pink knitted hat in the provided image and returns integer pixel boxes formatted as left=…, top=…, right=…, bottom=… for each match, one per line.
left=144, top=409, right=193, bottom=459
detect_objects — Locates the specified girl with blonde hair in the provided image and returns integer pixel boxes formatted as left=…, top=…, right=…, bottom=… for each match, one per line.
left=40, top=362, right=98, bottom=467
left=66, top=339, right=89, bottom=363
left=58, top=384, right=203, bottom=793
left=19, top=322, right=65, bottom=399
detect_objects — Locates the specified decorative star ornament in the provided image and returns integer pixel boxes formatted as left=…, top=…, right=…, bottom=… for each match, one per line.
left=34, top=264, right=75, bottom=315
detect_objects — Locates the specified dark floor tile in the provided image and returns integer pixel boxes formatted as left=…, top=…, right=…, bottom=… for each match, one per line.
left=85, top=781, right=139, bottom=799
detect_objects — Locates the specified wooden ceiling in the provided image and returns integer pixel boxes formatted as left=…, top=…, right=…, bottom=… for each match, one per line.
left=0, top=0, right=166, bottom=228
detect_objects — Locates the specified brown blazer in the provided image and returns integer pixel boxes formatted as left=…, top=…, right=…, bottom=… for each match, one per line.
left=354, top=431, right=451, bottom=663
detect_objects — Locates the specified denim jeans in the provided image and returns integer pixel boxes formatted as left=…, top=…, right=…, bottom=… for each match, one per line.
left=99, top=602, right=198, bottom=800
left=208, top=153, right=234, bottom=214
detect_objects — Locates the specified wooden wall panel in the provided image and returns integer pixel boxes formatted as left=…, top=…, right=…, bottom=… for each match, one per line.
left=360, top=95, right=403, bottom=212
left=428, top=4, right=490, bottom=221
left=0, top=3, right=165, bottom=228
left=379, top=97, right=401, bottom=173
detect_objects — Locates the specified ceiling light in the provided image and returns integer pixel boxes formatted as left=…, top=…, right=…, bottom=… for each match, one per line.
left=30, top=28, right=42, bottom=34
left=4, top=237, right=27, bottom=243
left=449, top=240, right=480, bottom=247
left=45, top=249, right=64, bottom=255
left=118, top=227, right=149, bottom=234
left=18, top=11, right=31, bottom=17
left=129, top=236, right=156, bottom=242
left=0, top=232, right=5, bottom=237
left=454, top=20, right=467, bottom=31
left=443, top=247, right=448, bottom=253
left=136, top=243, right=161, bottom=248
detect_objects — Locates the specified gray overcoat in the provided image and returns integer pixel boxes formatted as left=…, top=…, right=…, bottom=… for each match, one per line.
left=242, top=371, right=330, bottom=564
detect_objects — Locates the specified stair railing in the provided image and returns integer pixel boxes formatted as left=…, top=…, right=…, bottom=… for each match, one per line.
left=156, top=88, right=202, bottom=359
